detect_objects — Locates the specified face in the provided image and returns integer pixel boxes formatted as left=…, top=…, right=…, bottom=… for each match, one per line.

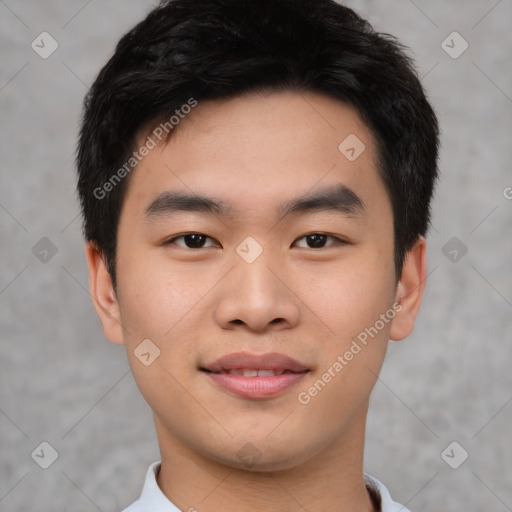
left=87, top=90, right=426, bottom=472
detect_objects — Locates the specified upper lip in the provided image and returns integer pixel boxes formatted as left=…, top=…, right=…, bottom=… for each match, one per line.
left=200, top=352, right=310, bottom=373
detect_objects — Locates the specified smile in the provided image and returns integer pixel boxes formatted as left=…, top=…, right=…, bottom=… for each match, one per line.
left=205, top=369, right=301, bottom=377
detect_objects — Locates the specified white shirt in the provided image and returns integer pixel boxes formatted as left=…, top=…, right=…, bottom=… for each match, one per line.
left=121, top=461, right=411, bottom=512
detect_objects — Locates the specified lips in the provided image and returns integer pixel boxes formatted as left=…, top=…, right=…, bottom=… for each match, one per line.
left=217, top=369, right=294, bottom=377
left=199, top=352, right=311, bottom=399
left=200, top=352, right=310, bottom=399
left=200, top=352, right=310, bottom=375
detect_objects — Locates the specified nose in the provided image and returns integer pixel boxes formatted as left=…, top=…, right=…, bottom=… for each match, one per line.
left=214, top=250, right=300, bottom=333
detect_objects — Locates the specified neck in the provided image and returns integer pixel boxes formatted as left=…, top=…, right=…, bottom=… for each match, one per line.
left=154, top=408, right=377, bottom=512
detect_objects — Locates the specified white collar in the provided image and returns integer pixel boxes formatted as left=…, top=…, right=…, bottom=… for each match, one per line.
left=122, top=461, right=412, bottom=512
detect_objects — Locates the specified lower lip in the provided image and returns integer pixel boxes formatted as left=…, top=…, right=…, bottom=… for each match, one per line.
left=203, top=371, right=308, bottom=398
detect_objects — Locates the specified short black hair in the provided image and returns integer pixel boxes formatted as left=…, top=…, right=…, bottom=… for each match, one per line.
left=76, top=0, right=440, bottom=290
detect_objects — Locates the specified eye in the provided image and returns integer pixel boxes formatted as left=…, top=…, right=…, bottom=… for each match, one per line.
left=293, top=233, right=346, bottom=249
left=164, top=232, right=347, bottom=250
left=164, top=233, right=219, bottom=249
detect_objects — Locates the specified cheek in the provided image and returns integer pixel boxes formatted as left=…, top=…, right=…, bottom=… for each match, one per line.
left=294, top=269, right=394, bottom=430
left=116, top=254, right=200, bottom=339
left=297, top=252, right=395, bottom=339
left=116, top=256, right=210, bottom=391
left=311, top=252, right=395, bottom=398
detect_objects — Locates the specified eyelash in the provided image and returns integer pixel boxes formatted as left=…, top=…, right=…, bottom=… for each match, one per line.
left=163, top=232, right=348, bottom=249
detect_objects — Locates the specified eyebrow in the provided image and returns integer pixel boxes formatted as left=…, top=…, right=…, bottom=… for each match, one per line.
left=143, top=183, right=365, bottom=222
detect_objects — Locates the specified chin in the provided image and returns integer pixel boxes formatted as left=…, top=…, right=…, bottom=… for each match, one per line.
left=204, top=439, right=315, bottom=473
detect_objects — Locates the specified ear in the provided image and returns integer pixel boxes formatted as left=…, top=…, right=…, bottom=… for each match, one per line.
left=389, top=236, right=427, bottom=341
left=85, top=242, right=125, bottom=345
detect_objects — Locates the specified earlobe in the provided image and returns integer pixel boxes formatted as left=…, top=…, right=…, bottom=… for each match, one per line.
left=389, top=236, right=427, bottom=341
left=85, top=242, right=125, bottom=345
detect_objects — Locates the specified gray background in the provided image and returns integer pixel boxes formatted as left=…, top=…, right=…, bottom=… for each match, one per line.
left=1, top=0, right=511, bottom=511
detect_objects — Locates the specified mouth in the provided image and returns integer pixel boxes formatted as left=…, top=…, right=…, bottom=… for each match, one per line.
left=200, top=368, right=306, bottom=377
left=199, top=352, right=311, bottom=398
left=200, top=351, right=310, bottom=374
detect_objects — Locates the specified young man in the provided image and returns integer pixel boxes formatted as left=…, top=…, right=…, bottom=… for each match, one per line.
left=76, top=0, right=439, bottom=510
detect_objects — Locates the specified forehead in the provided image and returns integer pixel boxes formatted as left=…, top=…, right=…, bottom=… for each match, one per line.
left=122, top=90, right=389, bottom=223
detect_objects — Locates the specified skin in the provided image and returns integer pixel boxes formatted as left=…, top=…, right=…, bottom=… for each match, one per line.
left=86, top=90, right=427, bottom=512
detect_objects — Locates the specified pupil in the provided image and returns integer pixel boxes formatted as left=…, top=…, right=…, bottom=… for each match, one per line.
left=308, top=234, right=326, bottom=248
left=185, top=234, right=205, bottom=248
